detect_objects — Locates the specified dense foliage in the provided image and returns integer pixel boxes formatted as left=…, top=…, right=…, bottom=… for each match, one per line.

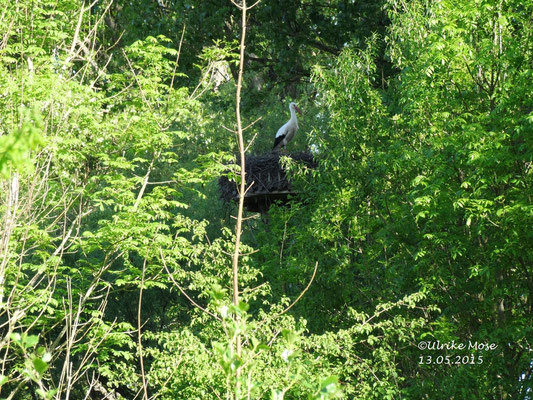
left=0, top=0, right=531, bottom=399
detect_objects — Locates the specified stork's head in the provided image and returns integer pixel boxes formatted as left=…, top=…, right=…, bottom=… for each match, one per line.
left=290, top=102, right=302, bottom=115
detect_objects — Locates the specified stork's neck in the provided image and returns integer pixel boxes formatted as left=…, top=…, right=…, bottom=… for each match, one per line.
left=289, top=107, right=298, bottom=122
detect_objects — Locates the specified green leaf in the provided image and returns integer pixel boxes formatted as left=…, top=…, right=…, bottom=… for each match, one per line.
left=23, top=335, right=39, bottom=348
left=33, top=358, right=48, bottom=375
left=9, top=333, right=21, bottom=343
left=282, top=330, right=298, bottom=346
left=237, top=300, right=249, bottom=312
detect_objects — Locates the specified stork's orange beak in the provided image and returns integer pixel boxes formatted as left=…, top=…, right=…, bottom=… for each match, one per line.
left=295, top=105, right=302, bottom=115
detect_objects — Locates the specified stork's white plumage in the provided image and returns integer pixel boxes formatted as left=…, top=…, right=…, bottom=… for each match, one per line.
left=272, top=102, right=302, bottom=152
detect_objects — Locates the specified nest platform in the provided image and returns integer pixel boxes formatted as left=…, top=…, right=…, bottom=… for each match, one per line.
left=218, top=152, right=316, bottom=213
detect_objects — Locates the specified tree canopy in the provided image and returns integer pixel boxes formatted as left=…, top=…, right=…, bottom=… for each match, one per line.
left=0, top=0, right=531, bottom=399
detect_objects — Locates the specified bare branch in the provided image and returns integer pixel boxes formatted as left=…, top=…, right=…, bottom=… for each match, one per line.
left=278, top=262, right=318, bottom=316
left=230, top=0, right=249, bottom=393
left=242, top=181, right=255, bottom=196
left=242, top=116, right=262, bottom=132
left=68, top=2, right=85, bottom=59
left=170, top=24, right=187, bottom=89
left=247, top=0, right=261, bottom=9
left=138, top=258, right=149, bottom=400
left=133, top=151, right=160, bottom=211
left=244, top=133, right=258, bottom=152
left=160, top=248, right=221, bottom=321
left=222, top=124, right=237, bottom=134
left=230, top=213, right=259, bottom=221
left=231, top=0, right=244, bottom=9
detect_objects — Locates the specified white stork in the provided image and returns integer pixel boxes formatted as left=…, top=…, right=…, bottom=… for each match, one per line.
left=272, top=102, right=302, bottom=152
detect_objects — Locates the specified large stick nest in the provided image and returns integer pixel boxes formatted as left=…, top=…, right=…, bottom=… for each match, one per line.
left=218, top=152, right=316, bottom=212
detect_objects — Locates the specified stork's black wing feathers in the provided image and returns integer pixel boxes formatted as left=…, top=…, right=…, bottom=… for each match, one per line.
left=272, top=134, right=285, bottom=151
